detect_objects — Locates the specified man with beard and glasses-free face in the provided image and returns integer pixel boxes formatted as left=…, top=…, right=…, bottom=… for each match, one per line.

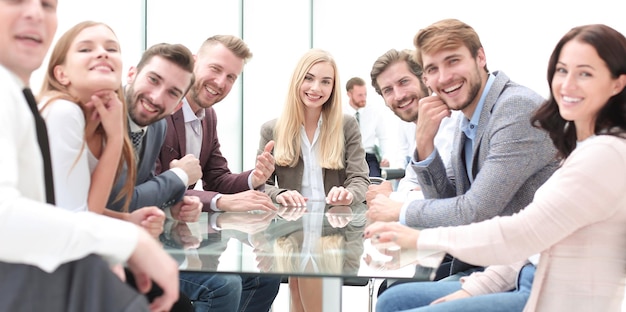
left=107, top=43, right=202, bottom=217
left=155, top=35, right=280, bottom=312
left=0, top=1, right=179, bottom=311
left=110, top=43, right=269, bottom=312
left=366, top=19, right=559, bottom=283
left=368, top=49, right=460, bottom=205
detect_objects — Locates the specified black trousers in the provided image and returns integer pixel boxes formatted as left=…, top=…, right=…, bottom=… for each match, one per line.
left=0, top=254, right=149, bottom=312
left=366, top=152, right=381, bottom=178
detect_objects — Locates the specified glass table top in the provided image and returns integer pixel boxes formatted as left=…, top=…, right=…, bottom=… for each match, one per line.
left=160, top=200, right=443, bottom=280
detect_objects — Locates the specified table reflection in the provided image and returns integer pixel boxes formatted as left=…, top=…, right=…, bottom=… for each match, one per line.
left=160, top=200, right=439, bottom=279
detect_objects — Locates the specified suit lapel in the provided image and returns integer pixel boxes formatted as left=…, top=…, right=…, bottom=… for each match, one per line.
left=172, top=108, right=187, bottom=156
left=453, top=130, right=471, bottom=193
left=468, top=72, right=507, bottom=180
left=198, top=108, right=211, bottom=166
left=137, top=123, right=156, bottom=182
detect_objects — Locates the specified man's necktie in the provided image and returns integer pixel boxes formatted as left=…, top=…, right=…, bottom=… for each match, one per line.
left=23, top=88, right=56, bottom=205
left=130, top=130, right=144, bottom=151
left=355, top=111, right=360, bottom=124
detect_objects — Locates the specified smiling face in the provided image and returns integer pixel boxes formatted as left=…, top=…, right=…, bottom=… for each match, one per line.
left=551, top=39, right=623, bottom=139
left=376, top=61, right=426, bottom=122
left=0, top=0, right=58, bottom=83
left=421, top=45, right=486, bottom=116
left=53, top=24, right=122, bottom=101
left=187, top=42, right=244, bottom=112
left=126, top=55, right=194, bottom=126
left=299, top=61, right=334, bottom=112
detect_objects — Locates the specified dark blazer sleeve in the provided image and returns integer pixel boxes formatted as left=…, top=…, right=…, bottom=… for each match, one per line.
left=108, top=119, right=186, bottom=212
left=158, top=108, right=252, bottom=209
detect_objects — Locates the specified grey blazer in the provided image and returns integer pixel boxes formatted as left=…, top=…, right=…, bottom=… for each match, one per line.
left=107, top=119, right=186, bottom=212
left=259, top=115, right=370, bottom=204
left=406, top=71, right=559, bottom=227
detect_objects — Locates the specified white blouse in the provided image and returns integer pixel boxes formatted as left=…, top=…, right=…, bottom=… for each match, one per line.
left=39, top=99, right=92, bottom=212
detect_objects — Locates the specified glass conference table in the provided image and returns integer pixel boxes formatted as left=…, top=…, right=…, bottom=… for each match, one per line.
left=160, top=200, right=444, bottom=311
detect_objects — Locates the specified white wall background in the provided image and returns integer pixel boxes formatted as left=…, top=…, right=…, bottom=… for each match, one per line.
left=32, top=0, right=626, bottom=173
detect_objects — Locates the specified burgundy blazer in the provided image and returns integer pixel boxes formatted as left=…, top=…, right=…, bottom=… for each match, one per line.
left=156, top=105, right=252, bottom=210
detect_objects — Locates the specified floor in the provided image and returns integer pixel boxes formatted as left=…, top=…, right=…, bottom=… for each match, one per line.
left=270, top=279, right=383, bottom=312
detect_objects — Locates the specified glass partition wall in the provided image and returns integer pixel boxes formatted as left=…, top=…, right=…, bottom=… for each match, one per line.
left=33, top=0, right=625, bottom=174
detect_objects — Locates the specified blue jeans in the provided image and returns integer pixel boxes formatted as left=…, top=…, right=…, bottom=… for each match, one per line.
left=179, top=272, right=280, bottom=312
left=376, top=264, right=535, bottom=312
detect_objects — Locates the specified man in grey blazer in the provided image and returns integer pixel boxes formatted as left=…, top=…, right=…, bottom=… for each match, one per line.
left=367, top=18, right=559, bottom=282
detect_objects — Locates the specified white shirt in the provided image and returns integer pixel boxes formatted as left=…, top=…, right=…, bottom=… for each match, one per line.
left=299, top=118, right=325, bottom=201
left=39, top=99, right=92, bottom=212
left=344, top=103, right=403, bottom=169
left=391, top=111, right=460, bottom=201
left=0, top=65, right=138, bottom=272
left=182, top=99, right=204, bottom=159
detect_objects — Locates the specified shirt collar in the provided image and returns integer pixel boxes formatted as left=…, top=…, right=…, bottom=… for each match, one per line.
left=182, top=98, right=205, bottom=122
left=461, top=73, right=495, bottom=139
left=6, top=68, right=26, bottom=89
left=128, top=115, right=146, bottom=133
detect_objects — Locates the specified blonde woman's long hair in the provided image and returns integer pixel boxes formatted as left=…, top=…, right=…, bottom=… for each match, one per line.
left=273, top=49, right=345, bottom=169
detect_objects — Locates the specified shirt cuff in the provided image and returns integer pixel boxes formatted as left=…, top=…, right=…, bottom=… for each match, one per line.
left=412, top=148, right=437, bottom=166
left=399, top=200, right=410, bottom=225
left=163, top=206, right=174, bottom=219
left=210, top=194, right=222, bottom=212
left=247, top=171, right=257, bottom=190
left=170, top=167, right=189, bottom=186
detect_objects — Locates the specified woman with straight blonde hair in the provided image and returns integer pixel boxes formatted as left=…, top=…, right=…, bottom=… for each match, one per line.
left=259, top=48, right=369, bottom=207
left=258, top=48, right=369, bottom=311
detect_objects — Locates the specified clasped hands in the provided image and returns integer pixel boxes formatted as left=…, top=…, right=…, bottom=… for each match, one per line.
left=365, top=182, right=402, bottom=222
left=276, top=186, right=354, bottom=207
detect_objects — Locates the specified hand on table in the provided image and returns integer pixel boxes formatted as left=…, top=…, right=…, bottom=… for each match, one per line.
left=363, top=221, right=420, bottom=250
left=171, top=195, right=202, bottom=222
left=366, top=181, right=394, bottom=203
left=365, top=193, right=402, bottom=222
left=276, top=190, right=307, bottom=207
left=217, top=190, right=277, bottom=212
left=326, top=186, right=353, bottom=205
